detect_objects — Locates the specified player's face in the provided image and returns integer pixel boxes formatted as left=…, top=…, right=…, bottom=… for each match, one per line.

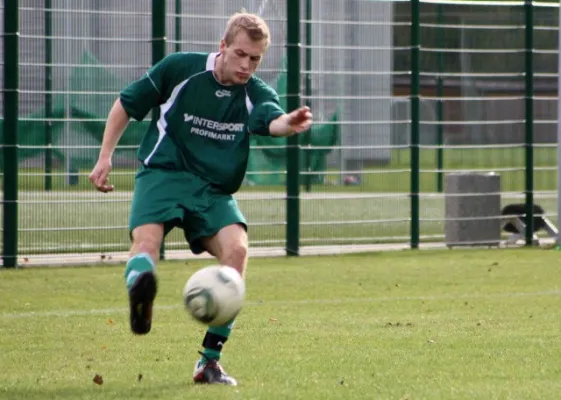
left=219, top=30, right=267, bottom=85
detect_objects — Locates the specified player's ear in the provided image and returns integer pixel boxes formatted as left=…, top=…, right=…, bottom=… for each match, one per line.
left=219, top=39, right=227, bottom=53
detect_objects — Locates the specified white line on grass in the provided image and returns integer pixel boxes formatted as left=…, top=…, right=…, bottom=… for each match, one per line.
left=1, top=290, right=560, bottom=320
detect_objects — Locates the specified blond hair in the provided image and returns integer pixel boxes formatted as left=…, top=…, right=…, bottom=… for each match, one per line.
left=223, top=10, right=271, bottom=48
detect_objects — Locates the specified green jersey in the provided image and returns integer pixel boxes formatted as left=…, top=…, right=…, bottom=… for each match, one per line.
left=120, top=52, right=285, bottom=194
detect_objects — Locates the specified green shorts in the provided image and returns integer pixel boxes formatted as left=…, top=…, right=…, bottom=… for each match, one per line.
left=129, top=166, right=247, bottom=254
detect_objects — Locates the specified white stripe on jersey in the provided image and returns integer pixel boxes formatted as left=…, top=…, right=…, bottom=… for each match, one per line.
left=145, top=72, right=161, bottom=94
left=206, top=52, right=218, bottom=71
left=245, top=92, right=254, bottom=114
left=244, top=87, right=255, bottom=133
left=144, top=70, right=206, bottom=166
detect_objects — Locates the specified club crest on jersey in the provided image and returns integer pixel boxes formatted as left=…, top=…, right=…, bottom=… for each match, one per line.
left=215, top=89, right=231, bottom=98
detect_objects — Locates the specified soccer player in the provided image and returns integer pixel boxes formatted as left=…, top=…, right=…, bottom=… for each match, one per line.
left=88, top=11, right=313, bottom=386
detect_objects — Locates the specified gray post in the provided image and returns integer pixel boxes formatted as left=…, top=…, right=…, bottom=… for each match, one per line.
left=445, top=173, right=501, bottom=247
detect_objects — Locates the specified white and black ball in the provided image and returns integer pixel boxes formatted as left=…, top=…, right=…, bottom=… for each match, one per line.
left=183, top=265, right=245, bottom=326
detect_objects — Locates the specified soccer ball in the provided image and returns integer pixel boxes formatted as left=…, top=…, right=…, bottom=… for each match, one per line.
left=183, top=265, right=245, bottom=326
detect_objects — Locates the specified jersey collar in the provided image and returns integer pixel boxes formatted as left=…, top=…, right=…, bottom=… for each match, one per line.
left=206, top=52, right=218, bottom=71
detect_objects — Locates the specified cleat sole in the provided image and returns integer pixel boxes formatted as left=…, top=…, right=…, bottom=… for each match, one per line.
left=129, top=272, right=157, bottom=335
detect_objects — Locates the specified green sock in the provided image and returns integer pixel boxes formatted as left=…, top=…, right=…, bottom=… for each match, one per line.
left=124, top=252, right=155, bottom=290
left=200, top=320, right=235, bottom=364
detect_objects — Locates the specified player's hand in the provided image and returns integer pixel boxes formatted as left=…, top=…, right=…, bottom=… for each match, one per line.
left=286, top=106, right=313, bottom=134
left=89, top=157, right=114, bottom=193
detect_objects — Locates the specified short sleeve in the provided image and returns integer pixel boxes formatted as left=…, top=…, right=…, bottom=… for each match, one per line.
left=247, top=79, right=286, bottom=136
left=119, top=53, right=183, bottom=121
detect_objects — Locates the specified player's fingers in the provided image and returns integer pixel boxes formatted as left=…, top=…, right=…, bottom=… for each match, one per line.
left=292, top=116, right=313, bottom=131
left=88, top=169, right=99, bottom=184
left=92, top=174, right=106, bottom=191
left=299, top=108, right=313, bottom=119
left=289, top=106, right=307, bottom=117
left=95, top=169, right=110, bottom=188
left=294, top=107, right=310, bottom=118
left=301, top=122, right=313, bottom=132
left=96, top=177, right=113, bottom=193
left=94, top=181, right=105, bottom=192
left=293, top=107, right=312, bottom=122
left=100, top=184, right=115, bottom=193
left=291, top=120, right=312, bottom=134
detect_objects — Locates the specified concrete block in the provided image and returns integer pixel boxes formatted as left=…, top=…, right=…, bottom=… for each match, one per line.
left=444, top=172, right=501, bottom=247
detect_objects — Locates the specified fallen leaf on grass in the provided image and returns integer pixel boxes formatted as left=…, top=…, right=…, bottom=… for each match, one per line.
left=93, top=374, right=103, bottom=385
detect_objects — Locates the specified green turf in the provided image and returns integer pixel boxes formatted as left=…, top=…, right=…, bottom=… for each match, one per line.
left=1, top=249, right=560, bottom=399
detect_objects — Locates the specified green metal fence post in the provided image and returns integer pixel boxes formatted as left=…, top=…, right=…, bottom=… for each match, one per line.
left=152, top=0, right=166, bottom=62
left=3, top=0, right=19, bottom=267
left=286, top=0, right=301, bottom=256
left=524, top=0, right=534, bottom=245
left=175, top=0, right=181, bottom=53
left=152, top=0, right=166, bottom=260
left=45, top=0, right=53, bottom=191
left=436, top=4, right=444, bottom=193
left=410, top=0, right=420, bottom=249
left=304, top=0, right=312, bottom=193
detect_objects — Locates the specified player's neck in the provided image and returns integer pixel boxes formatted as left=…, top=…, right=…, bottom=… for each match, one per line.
left=213, top=54, right=235, bottom=86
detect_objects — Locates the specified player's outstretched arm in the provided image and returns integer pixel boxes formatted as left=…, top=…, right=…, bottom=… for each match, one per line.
left=269, top=106, right=313, bottom=137
left=88, top=99, right=130, bottom=193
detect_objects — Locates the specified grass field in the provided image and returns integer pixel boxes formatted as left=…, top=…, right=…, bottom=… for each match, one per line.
left=1, top=249, right=560, bottom=399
